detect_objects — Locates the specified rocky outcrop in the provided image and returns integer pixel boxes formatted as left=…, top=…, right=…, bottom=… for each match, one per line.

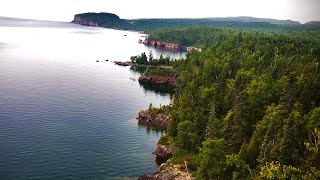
left=114, top=61, right=133, bottom=66
left=152, top=143, right=174, bottom=165
left=139, top=39, right=202, bottom=52
left=114, top=61, right=173, bottom=69
left=137, top=111, right=169, bottom=129
left=139, top=40, right=180, bottom=50
left=72, top=15, right=97, bottom=26
left=138, top=163, right=195, bottom=180
left=138, top=75, right=176, bottom=86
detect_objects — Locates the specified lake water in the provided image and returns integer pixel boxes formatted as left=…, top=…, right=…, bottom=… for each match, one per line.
left=0, top=20, right=185, bottom=179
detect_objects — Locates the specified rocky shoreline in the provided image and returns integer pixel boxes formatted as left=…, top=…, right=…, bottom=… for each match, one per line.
left=114, top=61, right=173, bottom=69
left=114, top=61, right=177, bottom=86
left=152, top=142, right=174, bottom=165
left=137, top=110, right=169, bottom=129
left=138, top=75, right=176, bottom=86
left=139, top=39, right=202, bottom=52
left=138, top=162, right=194, bottom=180
left=136, top=110, right=194, bottom=180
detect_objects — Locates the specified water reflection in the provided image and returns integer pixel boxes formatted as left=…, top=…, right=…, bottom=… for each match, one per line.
left=130, top=66, right=147, bottom=74
left=130, top=66, right=175, bottom=96
left=142, top=125, right=166, bottom=135
left=139, top=82, right=174, bottom=97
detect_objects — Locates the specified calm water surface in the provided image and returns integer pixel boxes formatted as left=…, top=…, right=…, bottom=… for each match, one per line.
left=0, top=21, right=185, bottom=179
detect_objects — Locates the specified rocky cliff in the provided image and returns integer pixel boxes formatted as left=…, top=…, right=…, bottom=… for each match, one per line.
left=72, top=15, right=98, bottom=26
left=71, top=12, right=128, bottom=28
left=152, top=143, right=174, bottom=165
left=139, top=40, right=180, bottom=50
left=139, top=39, right=201, bottom=52
left=138, top=75, right=176, bottom=86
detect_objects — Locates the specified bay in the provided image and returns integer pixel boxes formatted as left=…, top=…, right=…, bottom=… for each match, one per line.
left=0, top=21, right=185, bottom=179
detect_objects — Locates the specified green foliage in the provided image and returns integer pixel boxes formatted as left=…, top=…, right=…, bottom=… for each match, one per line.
left=130, top=52, right=172, bottom=66
left=130, top=52, right=148, bottom=65
left=75, top=12, right=129, bottom=28
left=144, top=68, right=177, bottom=77
left=170, top=149, right=198, bottom=171
left=147, top=104, right=171, bottom=114
left=75, top=12, right=320, bottom=38
left=197, top=138, right=227, bottom=179
left=162, top=27, right=320, bottom=179
left=259, top=161, right=302, bottom=179
left=176, top=121, right=200, bottom=151
left=225, top=154, right=251, bottom=180
left=158, top=135, right=174, bottom=146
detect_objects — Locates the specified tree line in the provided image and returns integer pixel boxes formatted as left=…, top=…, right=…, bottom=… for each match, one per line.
left=159, top=27, right=320, bottom=179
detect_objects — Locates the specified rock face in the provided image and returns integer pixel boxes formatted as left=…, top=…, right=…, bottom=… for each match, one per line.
left=138, top=75, right=176, bottom=86
left=138, top=163, right=194, bottom=180
left=152, top=143, right=174, bottom=165
left=139, top=39, right=202, bottom=52
left=139, top=40, right=180, bottom=50
left=137, top=111, right=169, bottom=129
left=72, top=15, right=98, bottom=26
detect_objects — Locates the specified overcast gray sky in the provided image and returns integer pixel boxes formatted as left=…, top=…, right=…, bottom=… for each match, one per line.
left=0, top=0, right=319, bottom=23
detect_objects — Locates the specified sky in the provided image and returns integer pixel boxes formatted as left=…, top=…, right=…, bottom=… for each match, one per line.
left=0, top=0, right=319, bottom=23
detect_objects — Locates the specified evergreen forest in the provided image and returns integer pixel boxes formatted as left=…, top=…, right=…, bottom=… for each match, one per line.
left=158, top=27, right=320, bottom=179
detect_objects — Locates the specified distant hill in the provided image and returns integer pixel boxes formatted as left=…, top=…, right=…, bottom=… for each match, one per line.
left=72, top=12, right=132, bottom=29
left=305, top=21, right=320, bottom=25
left=205, top=16, right=301, bottom=25
left=71, top=12, right=310, bottom=32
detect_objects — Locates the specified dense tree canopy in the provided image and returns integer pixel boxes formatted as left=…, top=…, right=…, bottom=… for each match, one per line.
left=159, top=27, right=320, bottom=179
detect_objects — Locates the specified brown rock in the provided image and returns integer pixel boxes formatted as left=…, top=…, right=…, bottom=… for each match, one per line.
left=152, top=143, right=174, bottom=165
left=138, top=75, right=176, bottom=86
left=138, top=163, right=195, bottom=180
left=137, top=111, right=169, bottom=129
left=72, top=15, right=98, bottom=26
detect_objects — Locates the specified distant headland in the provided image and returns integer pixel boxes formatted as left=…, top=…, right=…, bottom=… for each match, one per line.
left=71, top=12, right=306, bottom=32
left=71, top=12, right=320, bottom=51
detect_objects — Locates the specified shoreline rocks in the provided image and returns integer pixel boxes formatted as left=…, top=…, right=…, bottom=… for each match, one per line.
left=139, top=39, right=202, bottom=52
left=137, top=110, right=169, bottom=129
left=138, top=75, right=176, bottom=86
left=138, top=163, right=194, bottom=180
left=114, top=61, right=173, bottom=69
left=136, top=110, right=195, bottom=179
left=152, top=143, right=174, bottom=165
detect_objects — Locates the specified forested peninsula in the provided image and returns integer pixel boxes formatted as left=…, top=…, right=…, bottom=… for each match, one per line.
left=73, top=12, right=320, bottom=179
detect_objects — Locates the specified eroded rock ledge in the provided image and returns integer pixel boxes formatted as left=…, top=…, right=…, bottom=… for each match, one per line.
left=137, top=110, right=169, bottom=129
left=152, top=143, right=174, bottom=165
left=139, top=39, right=202, bottom=52
left=138, top=75, right=176, bottom=86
